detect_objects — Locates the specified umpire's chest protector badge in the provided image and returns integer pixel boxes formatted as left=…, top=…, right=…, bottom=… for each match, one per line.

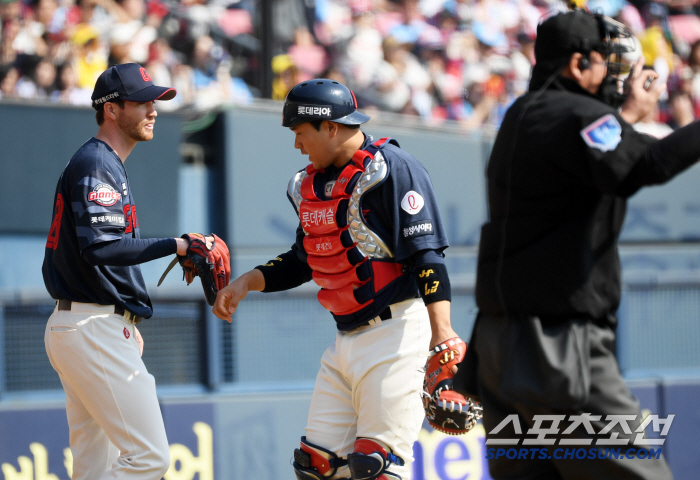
left=580, top=114, right=622, bottom=152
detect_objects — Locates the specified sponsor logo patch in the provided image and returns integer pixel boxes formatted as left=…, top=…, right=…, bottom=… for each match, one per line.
left=88, top=183, right=121, bottom=206
left=297, top=104, right=333, bottom=117
left=401, top=191, right=425, bottom=215
left=93, top=91, right=120, bottom=105
left=324, top=181, right=335, bottom=196
left=123, top=327, right=130, bottom=339
left=90, top=214, right=125, bottom=226
left=302, top=207, right=335, bottom=228
left=121, top=182, right=127, bottom=196
left=403, top=220, right=433, bottom=238
left=580, top=114, right=622, bottom=152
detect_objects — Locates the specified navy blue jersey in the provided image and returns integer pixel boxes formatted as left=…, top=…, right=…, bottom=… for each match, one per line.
left=293, top=135, right=449, bottom=327
left=357, top=136, right=449, bottom=262
left=43, top=138, right=153, bottom=318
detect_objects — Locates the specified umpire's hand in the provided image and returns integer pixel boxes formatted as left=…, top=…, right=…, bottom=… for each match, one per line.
left=212, top=269, right=266, bottom=322
left=620, top=55, right=666, bottom=124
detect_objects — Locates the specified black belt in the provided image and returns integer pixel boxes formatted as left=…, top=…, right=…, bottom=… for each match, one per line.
left=57, top=299, right=142, bottom=324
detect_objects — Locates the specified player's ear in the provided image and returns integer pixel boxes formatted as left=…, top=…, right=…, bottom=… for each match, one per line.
left=326, top=121, right=339, bottom=138
left=104, top=102, right=117, bottom=120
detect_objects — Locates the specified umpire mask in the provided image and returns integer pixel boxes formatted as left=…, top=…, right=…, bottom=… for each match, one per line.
left=534, top=10, right=636, bottom=107
left=594, top=15, right=637, bottom=108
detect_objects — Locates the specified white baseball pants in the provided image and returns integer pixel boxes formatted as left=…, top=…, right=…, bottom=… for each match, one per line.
left=44, top=302, right=169, bottom=480
left=305, top=298, right=431, bottom=480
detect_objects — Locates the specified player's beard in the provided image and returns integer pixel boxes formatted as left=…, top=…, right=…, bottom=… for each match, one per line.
left=119, top=116, right=154, bottom=142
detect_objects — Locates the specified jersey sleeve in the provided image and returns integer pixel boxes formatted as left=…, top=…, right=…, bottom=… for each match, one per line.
left=383, top=151, right=449, bottom=262
left=574, top=108, right=657, bottom=194
left=71, top=168, right=127, bottom=252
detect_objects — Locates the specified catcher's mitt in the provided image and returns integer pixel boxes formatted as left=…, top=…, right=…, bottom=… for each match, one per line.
left=158, top=233, right=230, bottom=306
left=423, top=337, right=483, bottom=435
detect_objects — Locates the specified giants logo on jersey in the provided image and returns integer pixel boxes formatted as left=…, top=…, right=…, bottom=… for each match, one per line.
left=88, top=183, right=121, bottom=206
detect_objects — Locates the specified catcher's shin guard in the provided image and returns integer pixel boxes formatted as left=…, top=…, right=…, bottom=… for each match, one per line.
left=347, top=438, right=403, bottom=480
left=293, top=436, right=348, bottom=480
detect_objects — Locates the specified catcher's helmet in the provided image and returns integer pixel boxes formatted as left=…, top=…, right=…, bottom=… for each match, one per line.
left=282, top=79, right=370, bottom=128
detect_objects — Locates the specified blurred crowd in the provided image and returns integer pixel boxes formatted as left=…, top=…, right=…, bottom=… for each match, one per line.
left=1, top=0, right=700, bottom=131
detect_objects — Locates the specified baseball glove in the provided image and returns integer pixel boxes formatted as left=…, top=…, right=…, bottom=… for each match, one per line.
left=158, top=233, right=230, bottom=306
left=423, top=337, right=483, bottom=435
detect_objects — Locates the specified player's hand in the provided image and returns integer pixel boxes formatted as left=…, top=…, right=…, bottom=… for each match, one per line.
left=211, top=270, right=258, bottom=321
left=135, top=326, right=144, bottom=356
left=213, top=269, right=266, bottom=322
left=174, top=235, right=215, bottom=256
left=212, top=282, right=247, bottom=322
left=620, top=56, right=666, bottom=124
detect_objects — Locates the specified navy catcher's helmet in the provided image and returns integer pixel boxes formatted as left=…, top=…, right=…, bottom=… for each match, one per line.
left=282, top=79, right=370, bottom=128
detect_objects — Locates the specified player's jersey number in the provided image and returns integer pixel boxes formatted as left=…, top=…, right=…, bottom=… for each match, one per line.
left=46, top=194, right=64, bottom=250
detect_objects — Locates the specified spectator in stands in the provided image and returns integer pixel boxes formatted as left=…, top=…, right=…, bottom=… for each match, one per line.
left=107, top=21, right=137, bottom=66
left=0, top=16, right=20, bottom=66
left=0, top=62, right=18, bottom=98
left=71, top=23, right=107, bottom=89
left=1, top=0, right=694, bottom=133
left=287, top=27, right=328, bottom=81
left=51, top=61, right=91, bottom=104
left=634, top=100, right=674, bottom=137
left=271, top=53, right=299, bottom=101
left=15, top=55, right=55, bottom=99
left=666, top=89, right=695, bottom=129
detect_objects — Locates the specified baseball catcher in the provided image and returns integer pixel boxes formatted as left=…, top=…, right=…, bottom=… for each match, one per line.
left=159, top=233, right=231, bottom=306
left=423, top=337, right=482, bottom=435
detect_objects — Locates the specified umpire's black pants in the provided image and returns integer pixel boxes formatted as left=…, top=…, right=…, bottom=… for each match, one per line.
left=458, top=314, right=673, bottom=480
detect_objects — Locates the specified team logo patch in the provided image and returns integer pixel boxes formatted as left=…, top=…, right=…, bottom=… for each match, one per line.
left=88, top=183, right=121, bottom=206
left=139, top=67, right=151, bottom=82
left=123, top=327, right=130, bottom=339
left=401, top=191, right=425, bottom=215
left=580, top=114, right=622, bottom=152
left=297, top=104, right=332, bottom=118
left=403, top=220, right=433, bottom=238
left=324, top=181, right=335, bottom=197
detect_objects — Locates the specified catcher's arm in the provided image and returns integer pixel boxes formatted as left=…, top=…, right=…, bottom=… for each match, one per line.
left=212, top=269, right=265, bottom=323
left=417, top=260, right=482, bottom=435
left=427, top=300, right=458, bottom=349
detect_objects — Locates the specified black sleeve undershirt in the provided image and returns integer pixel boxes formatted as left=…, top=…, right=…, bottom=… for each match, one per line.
left=255, top=244, right=313, bottom=292
left=82, top=237, right=177, bottom=266
left=413, top=249, right=452, bottom=304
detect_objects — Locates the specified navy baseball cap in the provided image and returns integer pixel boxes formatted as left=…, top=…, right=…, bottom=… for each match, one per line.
left=91, top=63, right=176, bottom=110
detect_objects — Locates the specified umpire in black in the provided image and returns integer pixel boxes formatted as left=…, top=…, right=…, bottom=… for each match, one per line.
left=453, top=8, right=700, bottom=479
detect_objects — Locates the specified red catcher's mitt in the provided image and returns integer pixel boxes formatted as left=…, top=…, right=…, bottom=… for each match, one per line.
left=179, top=233, right=230, bottom=306
left=423, top=337, right=483, bottom=435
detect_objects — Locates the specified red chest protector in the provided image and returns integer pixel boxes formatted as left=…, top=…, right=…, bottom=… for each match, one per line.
left=288, top=138, right=404, bottom=316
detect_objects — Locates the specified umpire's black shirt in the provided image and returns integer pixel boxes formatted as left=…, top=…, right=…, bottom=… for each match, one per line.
left=476, top=73, right=700, bottom=325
